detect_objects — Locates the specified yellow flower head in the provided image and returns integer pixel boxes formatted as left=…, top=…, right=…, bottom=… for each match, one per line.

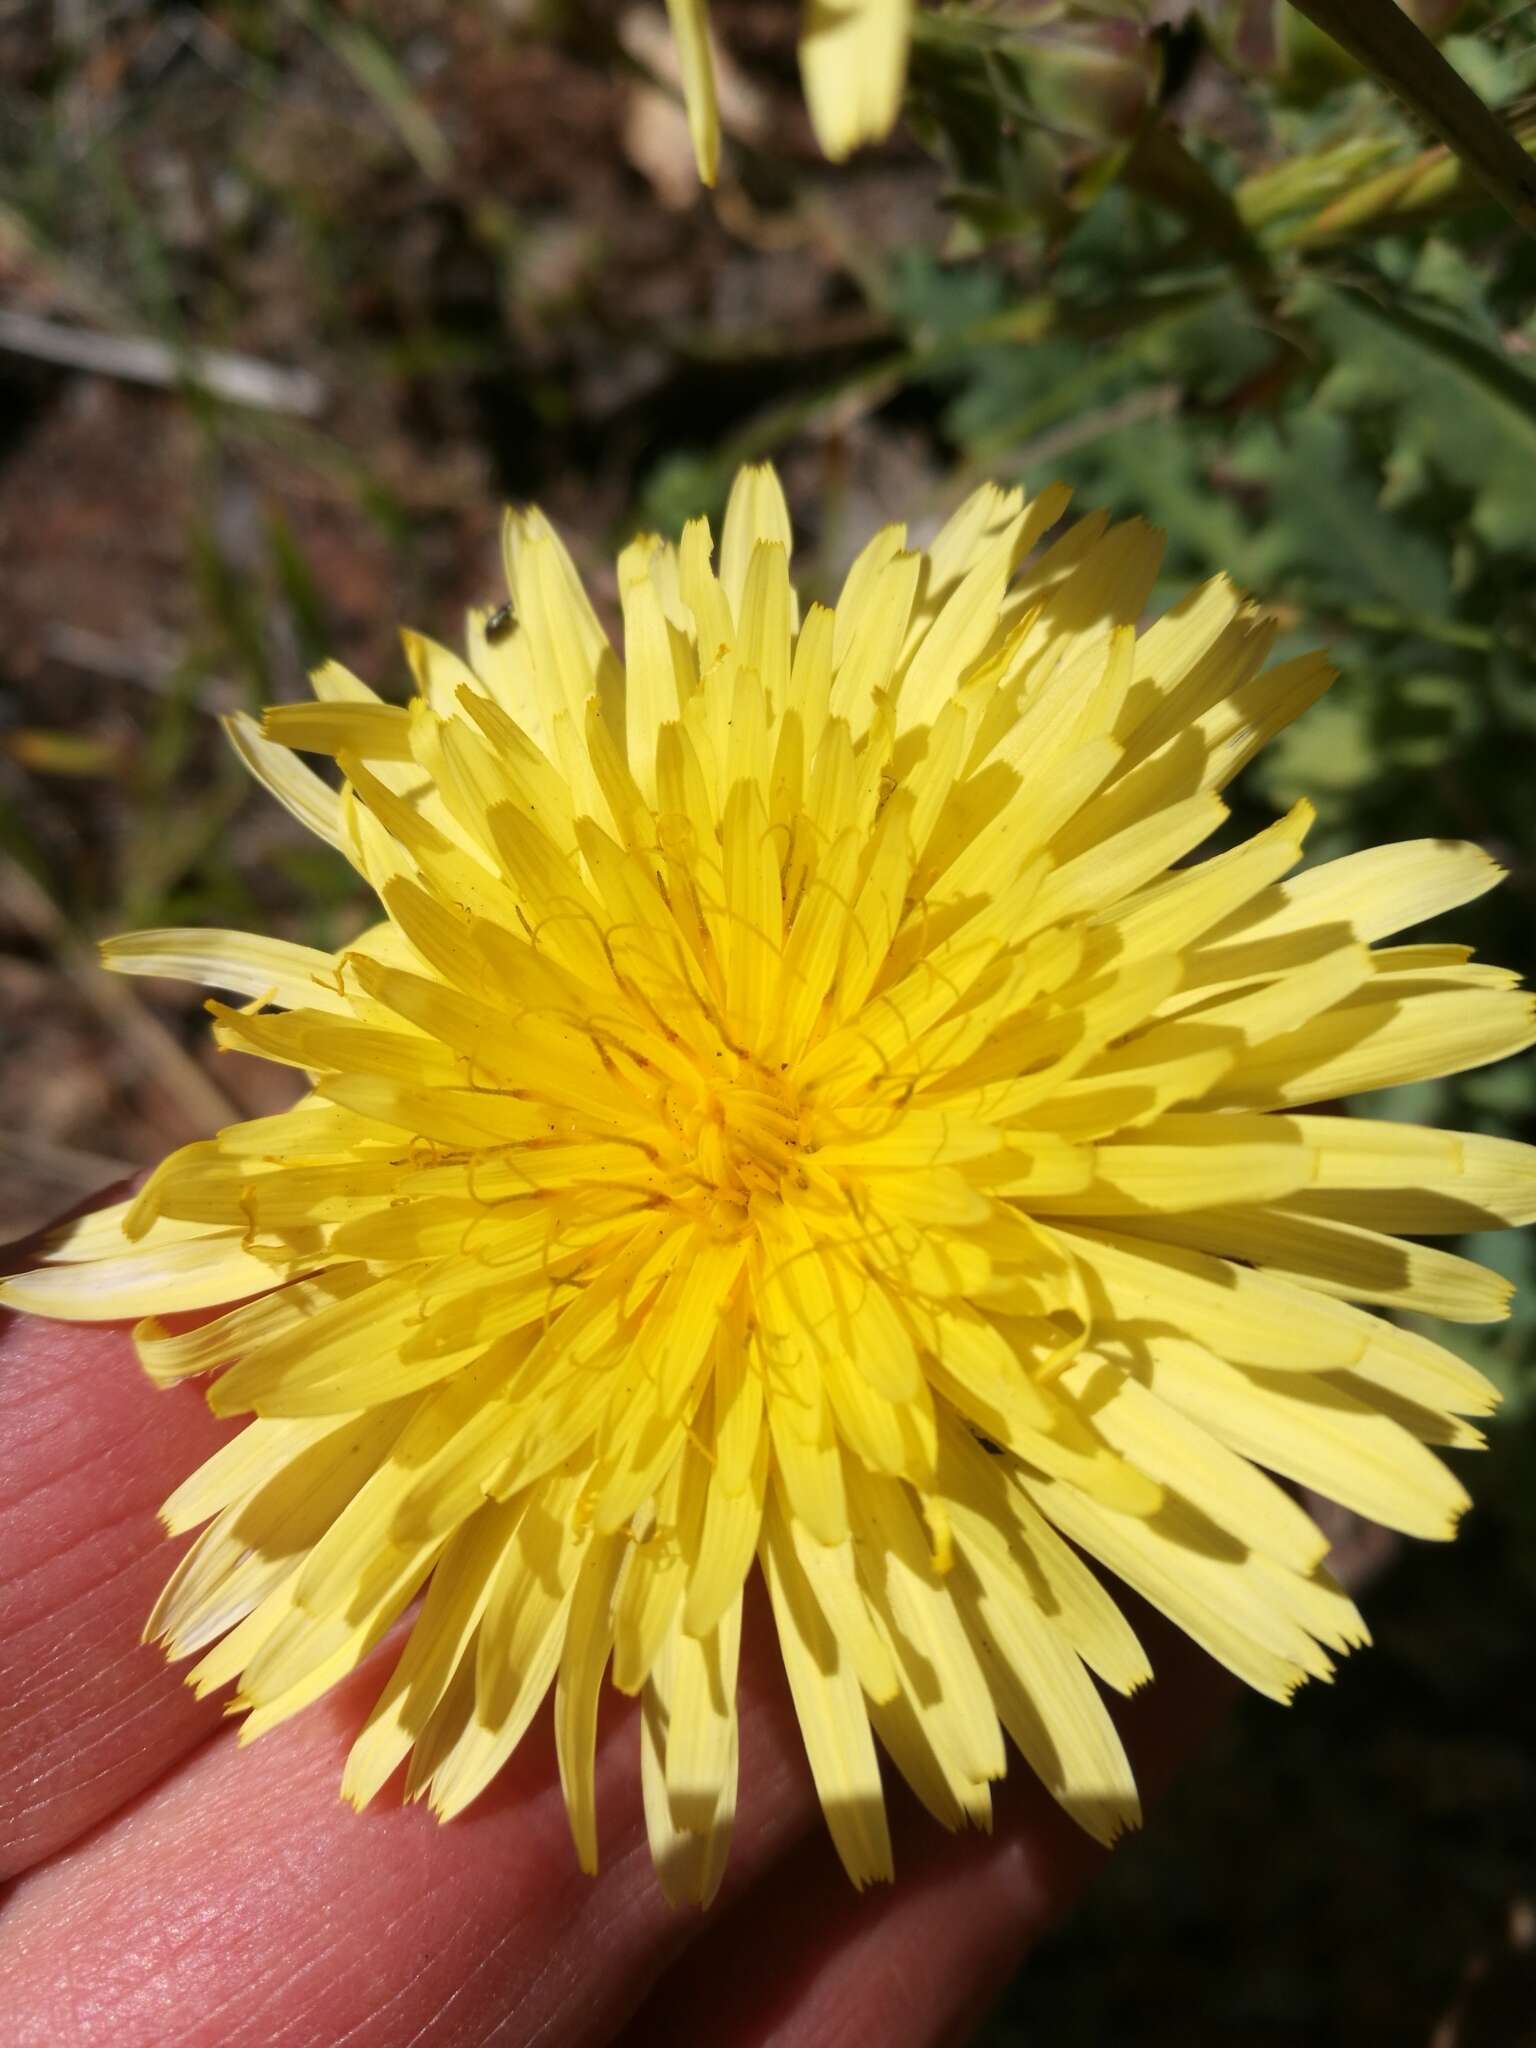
left=7, top=464, right=1534, bottom=1903
left=666, top=0, right=911, bottom=179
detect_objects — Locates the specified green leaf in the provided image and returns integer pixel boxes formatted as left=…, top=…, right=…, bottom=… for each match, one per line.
left=1252, top=690, right=1377, bottom=809
left=1228, top=409, right=1450, bottom=615
left=1297, top=275, right=1536, bottom=551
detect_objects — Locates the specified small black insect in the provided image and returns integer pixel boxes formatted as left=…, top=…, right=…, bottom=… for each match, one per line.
left=484, top=600, right=516, bottom=641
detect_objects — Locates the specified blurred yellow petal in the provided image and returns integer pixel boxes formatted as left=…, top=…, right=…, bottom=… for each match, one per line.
left=663, top=0, right=721, bottom=185
left=800, top=0, right=912, bottom=161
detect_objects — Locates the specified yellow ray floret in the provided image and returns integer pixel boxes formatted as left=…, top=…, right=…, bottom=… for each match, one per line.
left=660, top=0, right=912, bottom=182
left=6, top=462, right=1534, bottom=1901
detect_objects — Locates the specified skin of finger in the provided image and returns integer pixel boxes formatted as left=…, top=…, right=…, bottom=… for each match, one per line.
left=0, top=1312, right=239, bottom=1879
left=625, top=1620, right=1235, bottom=2048
left=0, top=1582, right=821, bottom=2048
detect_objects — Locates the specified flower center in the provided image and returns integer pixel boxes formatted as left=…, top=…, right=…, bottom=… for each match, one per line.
left=655, top=1059, right=805, bottom=1220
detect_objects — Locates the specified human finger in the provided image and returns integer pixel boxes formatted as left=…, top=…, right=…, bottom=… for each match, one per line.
left=0, top=1307, right=237, bottom=1878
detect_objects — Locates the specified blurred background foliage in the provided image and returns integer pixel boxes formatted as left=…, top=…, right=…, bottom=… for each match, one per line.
left=3, top=1, right=1536, bottom=2039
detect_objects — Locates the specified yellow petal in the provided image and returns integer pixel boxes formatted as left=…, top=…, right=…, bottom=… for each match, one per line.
left=1212, top=988, right=1536, bottom=1110
left=1115, top=1203, right=1512, bottom=1324
left=1136, top=1335, right=1471, bottom=1541
left=759, top=1491, right=894, bottom=1887
left=0, top=1230, right=293, bottom=1321
left=663, top=0, right=721, bottom=185
left=343, top=1498, right=523, bottom=1811
left=720, top=465, right=793, bottom=617
left=101, top=929, right=351, bottom=1012
left=554, top=1531, right=626, bottom=1872
left=666, top=1592, right=743, bottom=1833
left=935, top=1425, right=1151, bottom=1696
left=1059, top=1353, right=1329, bottom=1573
left=223, top=711, right=345, bottom=850
left=1061, top=1225, right=1368, bottom=1372
left=949, top=1535, right=1140, bottom=1845
left=1223, top=838, right=1503, bottom=948
left=800, top=0, right=911, bottom=161
left=1023, top=1472, right=1340, bottom=1705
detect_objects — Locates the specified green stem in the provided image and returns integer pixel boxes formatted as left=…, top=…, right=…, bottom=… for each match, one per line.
left=1285, top=0, right=1536, bottom=239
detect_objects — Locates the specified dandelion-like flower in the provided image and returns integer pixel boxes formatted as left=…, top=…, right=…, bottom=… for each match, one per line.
left=7, top=464, right=1534, bottom=1902
left=666, top=0, right=910, bottom=179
